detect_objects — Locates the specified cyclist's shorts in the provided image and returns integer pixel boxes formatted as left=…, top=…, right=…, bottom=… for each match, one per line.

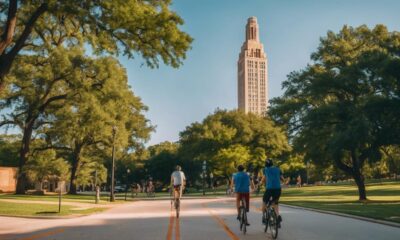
left=173, top=184, right=182, bottom=190
left=236, top=192, right=250, bottom=212
left=263, top=189, right=282, bottom=204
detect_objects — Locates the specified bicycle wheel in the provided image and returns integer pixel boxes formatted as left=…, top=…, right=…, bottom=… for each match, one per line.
left=242, top=208, right=247, bottom=234
left=175, top=199, right=180, bottom=218
left=239, top=206, right=244, bottom=231
left=263, top=210, right=268, bottom=233
left=269, top=208, right=278, bottom=239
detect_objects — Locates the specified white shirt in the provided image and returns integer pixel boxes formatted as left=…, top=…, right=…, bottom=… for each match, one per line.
left=171, top=171, right=186, bottom=186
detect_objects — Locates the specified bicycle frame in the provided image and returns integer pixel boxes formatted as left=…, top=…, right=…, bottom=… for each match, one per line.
left=238, top=196, right=247, bottom=234
left=171, top=186, right=181, bottom=218
left=263, top=200, right=278, bottom=239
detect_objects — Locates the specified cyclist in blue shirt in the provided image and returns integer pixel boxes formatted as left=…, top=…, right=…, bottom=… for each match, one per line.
left=232, top=165, right=254, bottom=224
left=262, top=158, right=284, bottom=227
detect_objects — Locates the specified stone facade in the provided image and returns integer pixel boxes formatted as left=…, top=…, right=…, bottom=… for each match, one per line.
left=238, top=17, right=268, bottom=115
left=0, top=167, right=18, bottom=193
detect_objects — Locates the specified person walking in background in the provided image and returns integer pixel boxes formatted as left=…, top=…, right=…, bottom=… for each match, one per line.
left=297, top=174, right=302, bottom=188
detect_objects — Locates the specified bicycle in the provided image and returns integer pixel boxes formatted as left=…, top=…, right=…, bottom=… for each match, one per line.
left=263, top=199, right=279, bottom=239
left=171, top=186, right=181, bottom=218
left=238, top=196, right=248, bottom=234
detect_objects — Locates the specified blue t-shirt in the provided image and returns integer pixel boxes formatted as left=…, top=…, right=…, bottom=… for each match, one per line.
left=264, top=167, right=281, bottom=189
left=233, top=172, right=250, bottom=193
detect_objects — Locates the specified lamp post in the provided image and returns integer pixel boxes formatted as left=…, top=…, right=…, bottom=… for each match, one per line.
left=210, top=172, right=214, bottom=194
left=125, top=168, right=130, bottom=201
left=202, top=161, right=207, bottom=196
left=57, top=177, right=62, bottom=213
left=110, top=125, right=117, bottom=202
left=306, top=160, right=310, bottom=185
left=93, top=170, right=98, bottom=191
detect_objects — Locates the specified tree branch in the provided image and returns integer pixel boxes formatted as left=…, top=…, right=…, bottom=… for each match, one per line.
left=32, top=145, right=72, bottom=154
left=4, top=3, right=47, bottom=65
left=0, top=119, right=16, bottom=127
left=38, top=94, right=67, bottom=113
left=0, top=0, right=18, bottom=54
left=335, top=157, right=353, bottom=174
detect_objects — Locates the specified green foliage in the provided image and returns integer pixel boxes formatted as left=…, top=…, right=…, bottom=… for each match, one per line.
left=1, top=0, right=190, bottom=193
left=1, top=40, right=152, bottom=193
left=270, top=25, right=400, bottom=199
left=178, top=110, right=290, bottom=182
left=145, top=141, right=179, bottom=184
left=24, top=149, right=70, bottom=183
left=0, top=134, right=20, bottom=167
left=0, top=0, right=193, bottom=87
left=212, top=144, right=251, bottom=179
left=279, top=154, right=306, bottom=179
left=75, top=161, right=107, bottom=187
left=381, top=145, right=400, bottom=178
left=41, top=51, right=153, bottom=193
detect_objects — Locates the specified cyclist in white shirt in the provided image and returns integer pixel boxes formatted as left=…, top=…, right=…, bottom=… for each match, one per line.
left=171, top=165, right=186, bottom=199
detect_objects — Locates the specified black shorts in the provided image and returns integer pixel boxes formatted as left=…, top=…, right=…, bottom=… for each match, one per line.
left=263, top=189, right=282, bottom=204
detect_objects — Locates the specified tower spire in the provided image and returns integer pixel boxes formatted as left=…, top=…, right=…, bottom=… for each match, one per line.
left=246, top=17, right=259, bottom=42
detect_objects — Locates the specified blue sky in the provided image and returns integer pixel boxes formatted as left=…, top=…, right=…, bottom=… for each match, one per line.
left=2, top=1, right=399, bottom=145
left=123, top=0, right=400, bottom=145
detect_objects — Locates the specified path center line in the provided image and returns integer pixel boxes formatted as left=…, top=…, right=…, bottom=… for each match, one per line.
left=175, top=215, right=180, bottom=240
left=166, top=210, right=175, bottom=240
left=202, top=202, right=240, bottom=240
left=19, top=228, right=65, bottom=240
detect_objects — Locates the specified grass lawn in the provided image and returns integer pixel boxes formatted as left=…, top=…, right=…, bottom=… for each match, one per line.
left=0, top=202, right=106, bottom=217
left=0, top=193, right=114, bottom=203
left=280, top=181, right=400, bottom=223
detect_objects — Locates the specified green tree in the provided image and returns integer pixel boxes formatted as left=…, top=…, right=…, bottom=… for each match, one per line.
left=0, top=0, right=192, bottom=89
left=43, top=57, right=152, bottom=194
left=270, top=25, right=400, bottom=200
left=75, top=160, right=107, bottom=190
left=1, top=46, right=100, bottom=194
left=145, top=141, right=179, bottom=185
left=179, top=110, right=290, bottom=183
left=0, top=134, right=19, bottom=166
left=381, top=145, right=400, bottom=179
left=212, top=144, right=251, bottom=180
left=24, top=149, right=69, bottom=191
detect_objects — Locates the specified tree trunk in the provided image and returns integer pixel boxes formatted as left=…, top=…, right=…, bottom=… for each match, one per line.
left=353, top=169, right=367, bottom=201
left=68, top=146, right=82, bottom=194
left=335, top=152, right=368, bottom=201
left=351, top=150, right=368, bottom=201
left=15, top=119, right=34, bottom=194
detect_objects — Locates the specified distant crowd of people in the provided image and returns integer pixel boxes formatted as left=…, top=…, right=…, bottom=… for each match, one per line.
left=130, top=178, right=155, bottom=196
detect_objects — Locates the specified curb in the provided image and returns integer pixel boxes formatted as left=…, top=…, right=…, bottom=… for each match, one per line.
left=281, top=204, right=400, bottom=228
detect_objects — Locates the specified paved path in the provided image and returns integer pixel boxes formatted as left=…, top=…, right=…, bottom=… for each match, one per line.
left=1, top=197, right=399, bottom=240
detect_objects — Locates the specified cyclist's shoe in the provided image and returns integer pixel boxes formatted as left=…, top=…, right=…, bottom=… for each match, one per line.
left=245, top=222, right=250, bottom=226
left=277, top=215, right=282, bottom=228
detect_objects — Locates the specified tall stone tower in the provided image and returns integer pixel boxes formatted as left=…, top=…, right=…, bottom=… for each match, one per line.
left=237, top=17, right=268, bottom=115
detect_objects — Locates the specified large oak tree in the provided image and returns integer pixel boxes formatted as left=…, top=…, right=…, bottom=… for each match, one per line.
left=0, top=0, right=192, bottom=90
left=178, top=110, right=290, bottom=182
left=270, top=25, right=400, bottom=200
